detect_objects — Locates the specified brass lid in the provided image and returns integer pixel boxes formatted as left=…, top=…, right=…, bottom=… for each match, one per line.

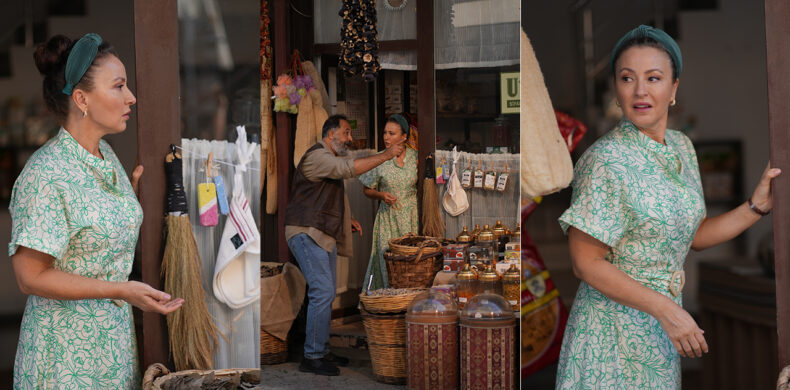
left=479, top=264, right=500, bottom=282
left=456, top=226, right=473, bottom=242
left=503, top=264, right=520, bottom=282
left=456, top=263, right=477, bottom=281
left=470, top=224, right=482, bottom=239
left=511, top=223, right=521, bottom=241
left=492, top=220, right=507, bottom=238
left=477, top=224, right=495, bottom=241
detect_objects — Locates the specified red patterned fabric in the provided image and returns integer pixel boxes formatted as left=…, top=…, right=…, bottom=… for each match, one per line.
left=407, top=322, right=458, bottom=390
left=460, top=325, right=517, bottom=390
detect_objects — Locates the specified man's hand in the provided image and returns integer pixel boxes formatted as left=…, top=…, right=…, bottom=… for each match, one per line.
left=351, top=219, right=363, bottom=236
left=385, top=139, right=406, bottom=159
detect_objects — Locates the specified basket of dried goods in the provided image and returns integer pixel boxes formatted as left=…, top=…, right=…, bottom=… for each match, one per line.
left=260, top=262, right=288, bottom=365
left=359, top=288, right=426, bottom=314
left=361, top=309, right=407, bottom=384
left=143, top=364, right=260, bottom=390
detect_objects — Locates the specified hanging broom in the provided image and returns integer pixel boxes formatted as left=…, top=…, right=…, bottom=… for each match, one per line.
left=162, top=145, right=220, bottom=371
left=422, top=154, right=445, bottom=238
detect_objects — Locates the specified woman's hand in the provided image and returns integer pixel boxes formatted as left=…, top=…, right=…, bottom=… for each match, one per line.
left=655, top=300, right=708, bottom=358
left=120, top=281, right=184, bottom=315
left=750, top=162, right=781, bottom=212
left=381, top=192, right=398, bottom=206
left=131, top=164, right=144, bottom=197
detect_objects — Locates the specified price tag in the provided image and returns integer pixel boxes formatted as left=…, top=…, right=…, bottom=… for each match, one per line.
left=484, top=171, right=497, bottom=190
left=461, top=169, right=473, bottom=188
left=496, top=172, right=509, bottom=192
left=473, top=169, right=484, bottom=188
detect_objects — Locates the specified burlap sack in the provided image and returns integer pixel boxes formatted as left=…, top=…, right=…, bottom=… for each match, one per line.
left=260, top=262, right=306, bottom=341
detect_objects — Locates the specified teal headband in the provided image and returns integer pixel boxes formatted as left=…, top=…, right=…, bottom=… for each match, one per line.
left=389, top=114, right=410, bottom=137
left=62, top=33, right=103, bottom=95
left=610, top=25, right=682, bottom=78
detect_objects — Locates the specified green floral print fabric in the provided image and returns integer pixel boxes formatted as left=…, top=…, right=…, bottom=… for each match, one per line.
left=9, top=128, right=143, bottom=389
left=359, top=147, right=419, bottom=292
left=556, top=120, right=706, bottom=389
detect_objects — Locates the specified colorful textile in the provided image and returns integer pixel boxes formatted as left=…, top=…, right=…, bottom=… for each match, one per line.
left=9, top=128, right=142, bottom=388
left=359, top=148, right=418, bottom=292
left=556, top=119, right=705, bottom=388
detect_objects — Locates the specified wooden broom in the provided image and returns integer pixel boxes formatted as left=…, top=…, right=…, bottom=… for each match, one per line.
left=162, top=146, right=220, bottom=371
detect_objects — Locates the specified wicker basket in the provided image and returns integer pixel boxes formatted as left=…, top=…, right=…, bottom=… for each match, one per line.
left=384, top=249, right=443, bottom=289
left=361, top=309, right=407, bottom=384
left=359, top=288, right=425, bottom=314
left=388, top=233, right=443, bottom=256
left=142, top=364, right=260, bottom=390
left=260, top=327, right=288, bottom=365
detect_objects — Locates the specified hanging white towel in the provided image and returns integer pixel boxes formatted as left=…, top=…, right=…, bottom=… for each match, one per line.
left=213, top=126, right=260, bottom=309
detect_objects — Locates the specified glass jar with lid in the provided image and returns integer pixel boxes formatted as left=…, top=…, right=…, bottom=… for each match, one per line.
left=470, top=224, right=482, bottom=240
left=455, top=264, right=478, bottom=308
left=460, top=293, right=516, bottom=389
left=479, top=264, right=503, bottom=296
left=502, top=264, right=521, bottom=309
left=456, top=226, right=473, bottom=243
left=406, top=290, right=458, bottom=390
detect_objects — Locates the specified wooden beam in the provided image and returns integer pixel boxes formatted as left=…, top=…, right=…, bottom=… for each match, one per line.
left=133, top=0, right=179, bottom=368
left=274, top=0, right=292, bottom=261
left=416, top=0, right=435, bottom=231
left=765, top=0, right=790, bottom=369
left=314, top=39, right=418, bottom=55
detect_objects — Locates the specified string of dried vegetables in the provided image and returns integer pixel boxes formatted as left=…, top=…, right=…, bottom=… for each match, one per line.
left=260, top=0, right=277, bottom=213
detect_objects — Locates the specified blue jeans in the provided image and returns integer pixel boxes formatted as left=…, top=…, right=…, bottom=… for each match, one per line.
left=287, top=233, right=337, bottom=359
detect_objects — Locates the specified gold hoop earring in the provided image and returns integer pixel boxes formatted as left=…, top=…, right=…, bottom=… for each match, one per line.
left=83, top=108, right=88, bottom=118
left=615, top=101, right=621, bottom=107
left=670, top=99, right=676, bottom=107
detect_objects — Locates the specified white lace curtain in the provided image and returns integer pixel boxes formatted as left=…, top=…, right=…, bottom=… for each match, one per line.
left=181, top=138, right=261, bottom=369
left=313, top=0, right=519, bottom=70
left=435, top=150, right=520, bottom=237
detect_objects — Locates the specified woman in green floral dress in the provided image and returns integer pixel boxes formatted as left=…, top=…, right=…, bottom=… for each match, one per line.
left=9, top=34, right=183, bottom=389
left=360, top=114, right=418, bottom=292
left=556, top=25, right=781, bottom=389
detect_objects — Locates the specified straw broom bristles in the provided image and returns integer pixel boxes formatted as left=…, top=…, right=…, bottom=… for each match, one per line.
left=422, top=176, right=445, bottom=238
left=161, top=214, right=220, bottom=371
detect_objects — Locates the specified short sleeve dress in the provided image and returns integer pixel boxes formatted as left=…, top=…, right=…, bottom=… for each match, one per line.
left=8, top=128, right=143, bottom=389
left=359, top=147, right=419, bottom=292
left=556, top=120, right=706, bottom=389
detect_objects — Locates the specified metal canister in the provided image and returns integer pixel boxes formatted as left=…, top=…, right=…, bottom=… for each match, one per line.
left=406, top=290, right=459, bottom=390
left=455, top=264, right=478, bottom=309
left=502, top=264, right=521, bottom=310
left=470, top=224, right=482, bottom=240
left=460, top=294, right=516, bottom=390
left=479, top=264, right=502, bottom=296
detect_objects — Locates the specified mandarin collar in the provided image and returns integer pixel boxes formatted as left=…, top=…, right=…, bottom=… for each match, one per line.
left=56, top=127, right=118, bottom=187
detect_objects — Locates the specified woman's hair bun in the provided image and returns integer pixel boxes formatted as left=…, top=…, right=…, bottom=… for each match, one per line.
left=33, top=35, right=73, bottom=75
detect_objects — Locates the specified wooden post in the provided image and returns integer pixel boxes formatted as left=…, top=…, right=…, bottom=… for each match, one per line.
left=274, top=0, right=292, bottom=261
left=416, top=0, right=435, bottom=229
left=765, top=0, right=790, bottom=369
left=133, top=0, right=180, bottom=368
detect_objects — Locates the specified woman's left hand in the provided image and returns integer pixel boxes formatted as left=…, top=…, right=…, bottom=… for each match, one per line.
left=131, top=165, right=144, bottom=197
left=750, top=163, right=781, bottom=212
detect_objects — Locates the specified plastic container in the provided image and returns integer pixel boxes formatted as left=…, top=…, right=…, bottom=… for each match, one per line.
left=406, top=290, right=459, bottom=390
left=459, top=294, right=516, bottom=390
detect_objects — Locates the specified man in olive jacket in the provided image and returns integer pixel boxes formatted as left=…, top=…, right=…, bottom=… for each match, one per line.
left=285, top=114, right=405, bottom=376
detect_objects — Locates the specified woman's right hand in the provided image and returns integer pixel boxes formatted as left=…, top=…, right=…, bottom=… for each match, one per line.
left=655, top=300, right=708, bottom=358
left=381, top=192, right=398, bottom=206
left=121, top=281, right=184, bottom=315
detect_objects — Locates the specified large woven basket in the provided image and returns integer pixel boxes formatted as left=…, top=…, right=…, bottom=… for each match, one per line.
left=142, top=364, right=260, bottom=390
left=260, top=327, right=288, bottom=365
left=361, top=309, right=407, bottom=384
left=359, top=288, right=425, bottom=314
left=388, top=233, right=443, bottom=256
left=384, top=249, right=443, bottom=289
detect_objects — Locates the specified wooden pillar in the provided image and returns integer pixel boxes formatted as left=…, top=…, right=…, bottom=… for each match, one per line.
left=274, top=0, right=292, bottom=261
left=133, top=0, right=180, bottom=368
left=416, top=0, right=435, bottom=229
left=765, top=0, right=790, bottom=369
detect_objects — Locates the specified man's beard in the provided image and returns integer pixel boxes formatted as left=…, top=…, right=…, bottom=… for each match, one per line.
left=331, top=137, right=350, bottom=156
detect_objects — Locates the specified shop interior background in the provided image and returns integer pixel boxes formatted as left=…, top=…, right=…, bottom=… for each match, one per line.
left=0, top=0, right=260, bottom=380
left=521, top=0, right=774, bottom=389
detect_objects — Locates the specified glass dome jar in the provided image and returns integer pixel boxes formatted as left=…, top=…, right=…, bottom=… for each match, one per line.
left=460, top=293, right=513, bottom=322
left=406, top=289, right=458, bottom=318
left=406, top=290, right=459, bottom=390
